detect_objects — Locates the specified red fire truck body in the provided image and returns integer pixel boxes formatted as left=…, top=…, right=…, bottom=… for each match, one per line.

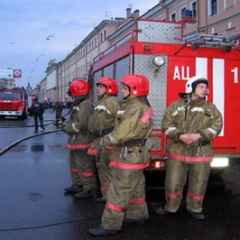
left=0, top=87, right=28, bottom=119
left=91, top=20, right=240, bottom=171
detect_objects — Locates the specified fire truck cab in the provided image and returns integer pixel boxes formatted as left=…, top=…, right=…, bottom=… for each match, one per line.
left=0, top=87, right=28, bottom=120
left=91, top=20, right=240, bottom=177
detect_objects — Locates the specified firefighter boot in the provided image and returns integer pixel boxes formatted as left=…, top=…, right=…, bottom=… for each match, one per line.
left=88, top=226, right=119, bottom=237
left=74, top=190, right=93, bottom=199
left=124, top=217, right=147, bottom=225
left=155, top=206, right=177, bottom=216
left=95, top=196, right=106, bottom=203
left=187, top=211, right=205, bottom=220
left=64, top=184, right=83, bottom=195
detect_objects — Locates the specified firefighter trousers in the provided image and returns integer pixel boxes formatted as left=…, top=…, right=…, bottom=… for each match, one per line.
left=69, top=150, right=83, bottom=187
left=165, top=159, right=211, bottom=213
left=96, top=148, right=111, bottom=198
left=77, top=150, right=97, bottom=192
left=102, top=168, right=148, bottom=230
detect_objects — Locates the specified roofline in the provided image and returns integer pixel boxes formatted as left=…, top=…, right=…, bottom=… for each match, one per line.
left=61, top=19, right=124, bottom=64
left=108, top=0, right=176, bottom=42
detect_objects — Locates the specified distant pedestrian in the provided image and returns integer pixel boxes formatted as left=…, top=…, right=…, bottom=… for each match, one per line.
left=54, top=101, right=64, bottom=128
left=29, top=96, right=45, bottom=133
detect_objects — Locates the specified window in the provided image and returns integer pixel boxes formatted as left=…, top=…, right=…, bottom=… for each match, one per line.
left=171, top=13, right=176, bottom=22
left=227, top=21, right=234, bottom=30
left=223, top=0, right=227, bottom=10
left=0, top=91, right=21, bottom=100
left=181, top=7, right=186, bottom=18
left=208, top=0, right=217, bottom=16
left=192, top=2, right=197, bottom=18
left=104, top=30, right=107, bottom=40
left=115, top=56, right=130, bottom=99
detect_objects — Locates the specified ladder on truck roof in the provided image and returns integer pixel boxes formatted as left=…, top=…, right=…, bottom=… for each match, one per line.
left=184, top=32, right=234, bottom=49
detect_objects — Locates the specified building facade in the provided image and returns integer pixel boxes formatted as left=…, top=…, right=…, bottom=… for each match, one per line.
left=0, top=78, right=16, bottom=89
left=45, top=59, right=58, bottom=103
left=57, top=18, right=124, bottom=102
left=143, top=0, right=240, bottom=38
left=38, top=78, right=47, bottom=102
left=36, top=2, right=240, bottom=102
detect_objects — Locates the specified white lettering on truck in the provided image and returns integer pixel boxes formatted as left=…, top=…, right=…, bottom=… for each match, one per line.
left=231, top=67, right=239, bottom=84
left=173, top=66, right=190, bottom=80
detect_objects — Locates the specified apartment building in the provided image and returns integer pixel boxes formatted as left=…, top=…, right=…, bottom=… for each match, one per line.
left=143, top=0, right=240, bottom=37
left=57, top=18, right=124, bottom=102
left=41, top=1, right=240, bottom=102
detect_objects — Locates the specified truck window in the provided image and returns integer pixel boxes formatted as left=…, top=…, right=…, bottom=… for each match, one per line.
left=103, top=64, right=114, bottom=78
left=115, top=56, right=130, bottom=82
left=0, top=92, right=21, bottom=100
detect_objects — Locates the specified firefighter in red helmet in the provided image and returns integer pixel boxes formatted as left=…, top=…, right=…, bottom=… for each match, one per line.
left=63, top=79, right=97, bottom=198
left=88, top=77, right=119, bottom=201
left=88, top=75, right=153, bottom=237
left=156, top=76, right=223, bottom=220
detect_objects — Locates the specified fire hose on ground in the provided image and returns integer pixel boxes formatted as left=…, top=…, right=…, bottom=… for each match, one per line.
left=0, top=117, right=239, bottom=232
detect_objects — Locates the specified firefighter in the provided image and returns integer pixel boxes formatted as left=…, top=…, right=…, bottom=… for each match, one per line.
left=156, top=76, right=223, bottom=220
left=88, top=75, right=153, bottom=237
left=29, top=95, right=45, bottom=133
left=88, top=77, right=119, bottom=201
left=63, top=79, right=97, bottom=198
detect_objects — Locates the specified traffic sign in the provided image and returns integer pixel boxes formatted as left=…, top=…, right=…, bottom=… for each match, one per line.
left=13, top=69, right=22, bottom=78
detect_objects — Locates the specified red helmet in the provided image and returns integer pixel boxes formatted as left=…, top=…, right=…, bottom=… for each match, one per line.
left=121, top=75, right=149, bottom=96
left=97, top=77, right=118, bottom=96
left=69, top=79, right=90, bottom=97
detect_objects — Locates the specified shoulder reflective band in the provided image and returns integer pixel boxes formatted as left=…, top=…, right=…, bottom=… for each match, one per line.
left=140, top=108, right=153, bottom=124
left=95, top=105, right=112, bottom=114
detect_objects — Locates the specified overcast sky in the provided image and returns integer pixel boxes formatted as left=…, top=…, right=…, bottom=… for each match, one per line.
left=0, top=0, right=158, bottom=88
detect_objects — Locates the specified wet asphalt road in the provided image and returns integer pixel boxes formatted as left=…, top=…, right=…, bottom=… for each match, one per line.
left=0, top=111, right=240, bottom=240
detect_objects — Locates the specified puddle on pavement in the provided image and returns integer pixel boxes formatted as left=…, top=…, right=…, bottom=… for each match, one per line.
left=28, top=192, right=43, bottom=202
left=10, top=144, right=28, bottom=152
left=31, top=144, right=45, bottom=152
left=7, top=143, right=64, bottom=153
left=48, top=144, right=64, bottom=150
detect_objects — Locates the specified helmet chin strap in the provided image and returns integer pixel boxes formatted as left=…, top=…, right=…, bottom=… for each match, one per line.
left=74, top=95, right=86, bottom=105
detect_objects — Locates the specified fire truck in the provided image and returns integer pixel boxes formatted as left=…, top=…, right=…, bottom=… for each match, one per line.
left=0, top=87, right=28, bottom=120
left=90, top=20, right=240, bottom=182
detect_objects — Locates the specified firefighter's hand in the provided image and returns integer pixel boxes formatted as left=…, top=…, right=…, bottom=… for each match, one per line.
left=87, top=139, right=101, bottom=156
left=179, top=133, right=201, bottom=145
left=188, top=133, right=202, bottom=144
left=62, top=122, right=74, bottom=134
left=179, top=134, right=191, bottom=144
left=87, top=145, right=97, bottom=156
